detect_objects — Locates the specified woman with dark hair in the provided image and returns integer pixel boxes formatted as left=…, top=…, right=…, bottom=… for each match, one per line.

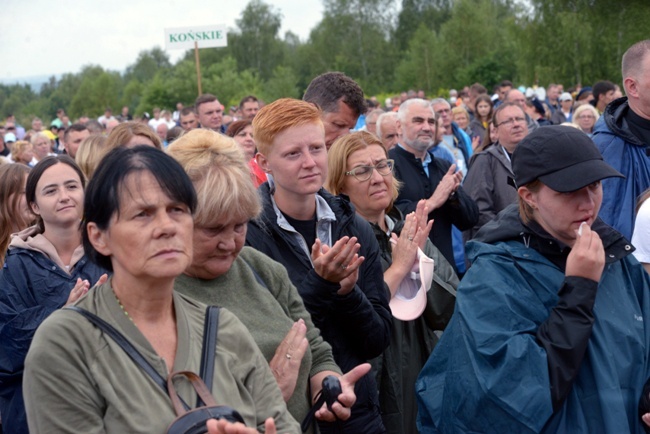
left=22, top=146, right=299, bottom=433
left=0, top=155, right=108, bottom=434
left=0, top=164, right=33, bottom=264
left=325, top=131, right=457, bottom=434
left=226, top=119, right=267, bottom=187
left=469, top=94, right=493, bottom=148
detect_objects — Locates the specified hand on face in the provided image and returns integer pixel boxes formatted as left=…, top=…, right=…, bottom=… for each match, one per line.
left=565, top=222, right=605, bottom=282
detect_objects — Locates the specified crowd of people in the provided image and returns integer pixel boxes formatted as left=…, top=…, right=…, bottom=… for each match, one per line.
left=1, top=39, right=650, bottom=434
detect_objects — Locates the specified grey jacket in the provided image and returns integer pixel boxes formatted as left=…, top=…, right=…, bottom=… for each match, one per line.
left=463, top=144, right=517, bottom=240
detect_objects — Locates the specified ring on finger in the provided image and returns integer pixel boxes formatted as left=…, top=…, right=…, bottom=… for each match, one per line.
left=341, top=264, right=348, bottom=270
left=286, top=353, right=292, bottom=360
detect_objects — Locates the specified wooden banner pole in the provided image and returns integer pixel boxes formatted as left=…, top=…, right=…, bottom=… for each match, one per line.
left=194, top=41, right=202, bottom=96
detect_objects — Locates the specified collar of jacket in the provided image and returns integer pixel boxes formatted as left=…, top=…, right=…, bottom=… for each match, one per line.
left=257, top=183, right=357, bottom=247
left=598, top=97, right=646, bottom=147
left=473, top=204, right=633, bottom=266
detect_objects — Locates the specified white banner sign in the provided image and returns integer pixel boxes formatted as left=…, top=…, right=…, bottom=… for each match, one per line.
left=164, top=25, right=228, bottom=50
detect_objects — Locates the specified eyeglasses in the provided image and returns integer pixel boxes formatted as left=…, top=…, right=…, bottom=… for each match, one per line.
left=576, top=114, right=595, bottom=120
left=496, top=117, right=526, bottom=128
left=345, top=159, right=394, bottom=181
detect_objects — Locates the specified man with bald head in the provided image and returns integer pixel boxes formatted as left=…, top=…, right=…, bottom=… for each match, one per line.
left=593, top=40, right=650, bottom=239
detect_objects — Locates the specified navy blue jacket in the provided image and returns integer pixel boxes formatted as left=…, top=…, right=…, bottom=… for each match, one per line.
left=246, top=185, right=391, bottom=434
left=0, top=247, right=108, bottom=434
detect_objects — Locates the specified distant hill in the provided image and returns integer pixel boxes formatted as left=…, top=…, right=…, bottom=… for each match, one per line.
left=0, top=75, right=59, bottom=92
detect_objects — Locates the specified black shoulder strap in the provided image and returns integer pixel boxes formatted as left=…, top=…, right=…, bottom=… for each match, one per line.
left=65, top=305, right=191, bottom=411
left=241, top=257, right=268, bottom=289
left=198, top=306, right=220, bottom=404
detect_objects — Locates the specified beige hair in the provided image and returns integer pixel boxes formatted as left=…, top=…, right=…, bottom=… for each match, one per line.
left=11, top=141, right=32, bottom=164
left=75, top=134, right=108, bottom=180
left=166, top=129, right=261, bottom=227
left=105, top=121, right=162, bottom=150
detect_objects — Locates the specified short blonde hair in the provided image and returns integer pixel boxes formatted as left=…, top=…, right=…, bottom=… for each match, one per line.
left=325, top=131, right=401, bottom=213
left=166, top=129, right=261, bottom=227
left=75, top=134, right=108, bottom=180
left=452, top=106, right=469, bottom=120
left=105, top=121, right=162, bottom=150
left=11, top=141, right=33, bottom=164
left=572, top=104, right=599, bottom=125
left=252, top=98, right=322, bottom=156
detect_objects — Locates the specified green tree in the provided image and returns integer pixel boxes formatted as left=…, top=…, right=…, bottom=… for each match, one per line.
left=230, top=0, right=286, bottom=81
left=261, top=66, right=301, bottom=101
left=394, top=0, right=451, bottom=51
left=436, top=0, right=517, bottom=89
left=302, top=0, right=398, bottom=94
left=393, top=24, right=443, bottom=93
left=124, top=48, right=172, bottom=83
left=69, top=69, right=122, bottom=119
left=202, top=57, right=263, bottom=108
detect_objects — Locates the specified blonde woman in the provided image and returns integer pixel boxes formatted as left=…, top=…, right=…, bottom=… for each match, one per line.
left=572, top=104, right=600, bottom=136
left=75, top=134, right=108, bottom=180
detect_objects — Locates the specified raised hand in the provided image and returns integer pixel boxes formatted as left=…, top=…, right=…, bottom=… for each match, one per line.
left=65, top=278, right=90, bottom=305
left=311, top=237, right=364, bottom=294
left=428, top=164, right=462, bottom=210
left=269, top=320, right=309, bottom=401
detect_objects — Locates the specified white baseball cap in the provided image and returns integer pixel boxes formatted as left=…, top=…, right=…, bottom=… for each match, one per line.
left=389, top=246, right=434, bottom=321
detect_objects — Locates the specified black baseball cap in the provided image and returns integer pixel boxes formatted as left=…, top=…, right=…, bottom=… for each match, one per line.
left=512, top=125, right=624, bottom=192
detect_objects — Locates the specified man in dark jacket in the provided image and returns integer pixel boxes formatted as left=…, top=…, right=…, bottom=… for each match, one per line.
left=463, top=103, right=528, bottom=240
left=389, top=99, right=478, bottom=270
left=592, top=39, right=650, bottom=240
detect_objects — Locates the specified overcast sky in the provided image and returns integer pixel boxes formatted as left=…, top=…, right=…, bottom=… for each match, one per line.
left=0, top=0, right=323, bottom=81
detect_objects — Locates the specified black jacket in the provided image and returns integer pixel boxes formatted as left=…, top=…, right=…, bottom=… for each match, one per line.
left=246, top=184, right=391, bottom=434
left=388, top=145, right=479, bottom=267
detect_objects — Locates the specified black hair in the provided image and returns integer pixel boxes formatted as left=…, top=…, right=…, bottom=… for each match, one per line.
left=239, top=95, right=259, bottom=110
left=25, top=155, right=86, bottom=233
left=303, top=71, right=367, bottom=116
left=592, top=80, right=616, bottom=105
left=82, top=145, right=197, bottom=271
left=63, top=122, right=89, bottom=142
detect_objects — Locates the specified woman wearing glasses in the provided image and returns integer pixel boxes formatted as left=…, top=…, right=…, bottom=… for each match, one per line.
left=572, top=104, right=600, bottom=136
left=246, top=98, right=391, bottom=434
left=325, top=131, right=458, bottom=434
